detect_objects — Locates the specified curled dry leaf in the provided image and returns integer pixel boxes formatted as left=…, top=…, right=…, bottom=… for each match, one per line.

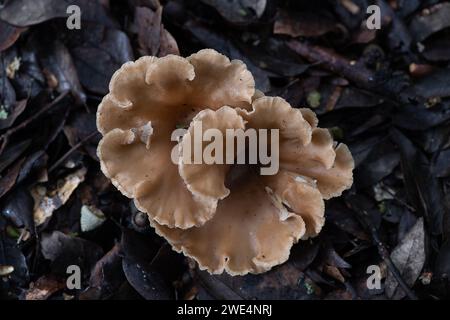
left=134, top=6, right=180, bottom=57
left=80, top=243, right=125, bottom=300
left=385, top=218, right=425, bottom=300
left=31, top=167, right=87, bottom=226
left=24, top=275, right=66, bottom=300
left=97, top=49, right=354, bottom=275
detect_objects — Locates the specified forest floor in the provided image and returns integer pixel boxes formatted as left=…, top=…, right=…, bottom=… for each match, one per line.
left=0, top=0, right=450, bottom=300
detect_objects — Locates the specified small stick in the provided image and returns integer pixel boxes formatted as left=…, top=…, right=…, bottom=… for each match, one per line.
left=287, top=40, right=375, bottom=87
left=286, top=40, right=404, bottom=105
left=48, top=130, right=100, bottom=173
left=358, top=209, right=419, bottom=300
left=0, top=91, right=69, bottom=155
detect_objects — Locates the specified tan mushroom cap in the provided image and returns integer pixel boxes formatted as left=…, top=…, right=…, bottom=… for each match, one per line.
left=242, top=96, right=354, bottom=200
left=97, top=49, right=255, bottom=229
left=151, top=171, right=307, bottom=275
left=179, top=106, right=246, bottom=201
left=97, top=49, right=354, bottom=275
left=150, top=96, right=351, bottom=274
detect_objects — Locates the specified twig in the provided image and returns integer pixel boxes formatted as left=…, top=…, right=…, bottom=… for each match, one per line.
left=48, top=130, right=100, bottom=173
left=43, top=101, right=72, bottom=150
left=380, top=184, right=416, bottom=212
left=358, top=209, right=419, bottom=300
left=286, top=40, right=403, bottom=105
left=0, top=91, right=69, bottom=155
left=287, top=40, right=375, bottom=86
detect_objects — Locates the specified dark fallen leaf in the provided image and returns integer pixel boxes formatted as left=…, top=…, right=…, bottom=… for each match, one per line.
left=305, top=268, right=335, bottom=287
left=383, top=201, right=407, bottom=224
left=0, top=21, right=25, bottom=52
left=0, top=139, right=32, bottom=174
left=159, top=29, right=180, bottom=57
left=68, top=24, right=134, bottom=94
left=237, top=39, right=310, bottom=78
left=351, top=27, right=377, bottom=44
left=393, top=102, right=450, bottom=130
left=0, top=0, right=117, bottom=28
left=408, top=68, right=450, bottom=100
left=322, top=244, right=352, bottom=269
left=63, top=111, right=99, bottom=160
left=0, top=99, right=27, bottom=130
left=345, top=193, right=382, bottom=230
left=41, top=231, right=103, bottom=277
left=184, top=20, right=270, bottom=91
left=130, top=1, right=180, bottom=57
left=433, top=148, right=450, bottom=178
left=200, top=0, right=266, bottom=25
left=16, top=151, right=48, bottom=184
left=120, top=228, right=159, bottom=265
left=196, top=270, right=243, bottom=300
left=0, top=182, right=35, bottom=234
left=36, top=39, right=86, bottom=104
left=413, top=124, right=450, bottom=154
left=391, top=129, right=444, bottom=235
left=377, top=0, right=413, bottom=55
left=354, top=141, right=400, bottom=189
left=0, top=229, right=29, bottom=287
left=326, top=201, right=369, bottom=241
left=435, top=239, right=450, bottom=279
left=197, top=262, right=319, bottom=300
left=398, top=210, right=418, bottom=242
left=422, top=32, right=450, bottom=62
left=331, top=0, right=368, bottom=30
left=0, top=157, right=25, bottom=199
left=4, top=44, right=45, bottom=99
left=80, top=243, right=125, bottom=300
left=274, top=9, right=336, bottom=38
left=349, top=114, right=386, bottom=137
left=324, top=288, right=353, bottom=300
left=336, top=87, right=383, bottom=109
left=385, top=218, right=425, bottom=300
left=24, top=275, right=66, bottom=300
left=290, top=240, right=320, bottom=271
left=109, top=281, right=143, bottom=299
left=122, top=258, right=173, bottom=300
left=45, top=197, right=83, bottom=235
left=396, top=0, right=421, bottom=17
left=134, top=6, right=162, bottom=56
left=120, top=229, right=173, bottom=299
left=150, top=243, right=185, bottom=283
left=409, top=2, right=450, bottom=42
left=348, top=135, right=385, bottom=168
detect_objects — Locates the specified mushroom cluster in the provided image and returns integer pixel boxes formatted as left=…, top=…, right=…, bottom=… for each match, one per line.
left=97, top=49, right=354, bottom=275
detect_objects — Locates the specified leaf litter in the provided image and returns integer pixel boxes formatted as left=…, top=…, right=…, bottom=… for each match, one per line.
left=0, top=0, right=449, bottom=300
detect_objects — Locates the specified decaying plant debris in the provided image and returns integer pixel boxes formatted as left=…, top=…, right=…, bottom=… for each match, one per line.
left=0, top=0, right=450, bottom=300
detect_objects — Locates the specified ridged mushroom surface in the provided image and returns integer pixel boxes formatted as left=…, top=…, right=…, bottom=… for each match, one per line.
left=97, top=49, right=354, bottom=275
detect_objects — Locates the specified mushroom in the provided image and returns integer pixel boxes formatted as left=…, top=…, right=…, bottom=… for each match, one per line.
left=97, top=49, right=354, bottom=275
